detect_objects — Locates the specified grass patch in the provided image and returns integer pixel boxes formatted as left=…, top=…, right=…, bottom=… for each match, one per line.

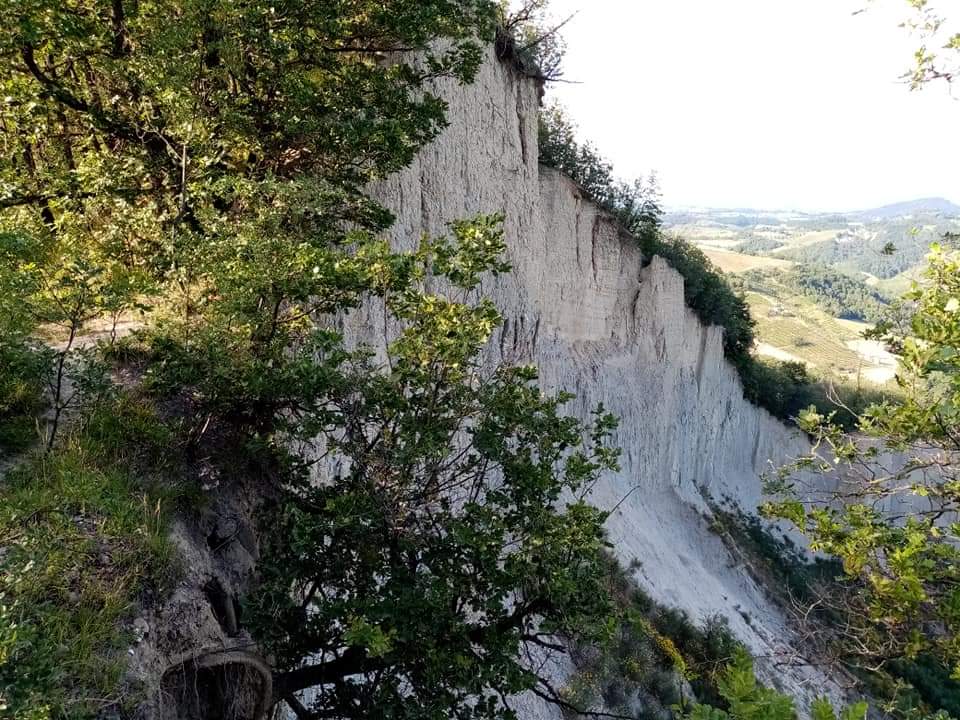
left=0, top=340, right=49, bottom=458
left=0, top=394, right=192, bottom=719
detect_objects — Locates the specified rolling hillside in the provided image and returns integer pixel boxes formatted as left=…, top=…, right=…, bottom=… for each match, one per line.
left=664, top=200, right=960, bottom=390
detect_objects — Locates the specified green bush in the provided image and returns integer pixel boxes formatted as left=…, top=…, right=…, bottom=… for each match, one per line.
left=737, top=236, right=785, bottom=255
left=710, top=506, right=844, bottom=608
left=737, top=359, right=813, bottom=422
left=887, top=655, right=960, bottom=718
left=642, top=235, right=756, bottom=360
left=0, top=340, right=48, bottom=457
left=539, top=104, right=661, bottom=244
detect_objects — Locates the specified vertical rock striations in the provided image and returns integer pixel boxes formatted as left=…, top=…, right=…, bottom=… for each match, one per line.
left=362, top=47, right=842, bottom=709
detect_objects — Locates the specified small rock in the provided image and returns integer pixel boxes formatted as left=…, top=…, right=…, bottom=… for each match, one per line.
left=133, top=617, right=149, bottom=643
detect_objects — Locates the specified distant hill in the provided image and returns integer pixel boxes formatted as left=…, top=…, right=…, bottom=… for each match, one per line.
left=854, top=197, right=960, bottom=220
left=666, top=198, right=960, bottom=225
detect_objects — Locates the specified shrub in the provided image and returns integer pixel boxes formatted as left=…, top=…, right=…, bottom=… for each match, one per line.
left=709, top=506, right=844, bottom=608
left=0, top=339, right=48, bottom=457
left=539, top=103, right=662, bottom=244
left=887, top=655, right=960, bottom=718
left=737, top=236, right=785, bottom=255
left=737, top=359, right=826, bottom=423
left=642, top=235, right=756, bottom=360
left=566, top=553, right=746, bottom=715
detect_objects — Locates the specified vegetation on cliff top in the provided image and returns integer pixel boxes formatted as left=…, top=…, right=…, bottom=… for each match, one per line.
left=538, top=104, right=866, bottom=426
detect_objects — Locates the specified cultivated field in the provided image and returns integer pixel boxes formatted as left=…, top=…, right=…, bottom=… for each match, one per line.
left=703, top=249, right=794, bottom=273
left=746, top=292, right=896, bottom=386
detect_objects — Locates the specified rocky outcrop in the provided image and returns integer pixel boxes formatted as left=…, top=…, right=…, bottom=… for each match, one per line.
left=361, top=47, right=845, bottom=709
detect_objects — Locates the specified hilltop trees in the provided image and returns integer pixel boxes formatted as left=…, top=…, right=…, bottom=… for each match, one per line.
left=538, top=103, right=661, bottom=242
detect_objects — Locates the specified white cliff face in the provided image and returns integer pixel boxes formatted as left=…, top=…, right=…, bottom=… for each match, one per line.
left=355, top=48, right=846, bottom=710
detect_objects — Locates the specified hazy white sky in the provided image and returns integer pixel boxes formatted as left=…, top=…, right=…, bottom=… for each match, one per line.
left=545, top=0, right=959, bottom=211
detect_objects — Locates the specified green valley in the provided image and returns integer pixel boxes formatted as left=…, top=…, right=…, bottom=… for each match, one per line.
left=665, top=199, right=960, bottom=395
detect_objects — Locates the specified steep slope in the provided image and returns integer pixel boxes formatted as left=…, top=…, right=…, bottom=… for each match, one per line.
left=342, top=48, right=845, bottom=710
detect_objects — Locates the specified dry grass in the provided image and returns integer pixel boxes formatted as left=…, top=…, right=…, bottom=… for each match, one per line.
left=767, top=229, right=840, bottom=254
left=702, top=249, right=794, bottom=274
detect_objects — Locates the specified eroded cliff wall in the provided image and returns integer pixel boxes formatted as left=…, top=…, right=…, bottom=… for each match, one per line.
left=355, top=47, right=843, bottom=709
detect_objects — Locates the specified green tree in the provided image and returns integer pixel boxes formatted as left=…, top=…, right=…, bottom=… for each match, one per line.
left=246, top=217, right=622, bottom=719
left=0, top=0, right=499, bottom=443
left=762, top=3, right=960, bottom=687
left=684, top=650, right=867, bottom=720
left=538, top=103, right=661, bottom=242
left=764, top=245, right=960, bottom=678
left=496, top=0, right=569, bottom=82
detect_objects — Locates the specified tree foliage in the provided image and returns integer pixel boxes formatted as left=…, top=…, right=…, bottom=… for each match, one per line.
left=780, top=220, right=957, bottom=281
left=778, top=265, right=890, bottom=324
left=0, top=0, right=498, bottom=448
left=683, top=650, right=867, bottom=720
left=0, top=4, right=637, bottom=718
left=247, top=218, right=622, bottom=719
left=538, top=103, right=661, bottom=243
left=764, top=245, right=960, bottom=679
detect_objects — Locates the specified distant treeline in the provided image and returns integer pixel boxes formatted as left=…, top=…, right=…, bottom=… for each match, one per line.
left=737, top=235, right=785, bottom=255
left=743, top=265, right=890, bottom=323
left=785, top=265, right=889, bottom=323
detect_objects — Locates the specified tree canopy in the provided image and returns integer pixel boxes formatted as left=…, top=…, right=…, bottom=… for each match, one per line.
left=0, top=3, right=636, bottom=719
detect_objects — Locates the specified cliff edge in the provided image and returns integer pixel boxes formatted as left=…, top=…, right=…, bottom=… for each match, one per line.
left=353, top=47, right=841, bottom=710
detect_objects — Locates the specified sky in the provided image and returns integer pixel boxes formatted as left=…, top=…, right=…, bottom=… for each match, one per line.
left=544, top=0, right=959, bottom=212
